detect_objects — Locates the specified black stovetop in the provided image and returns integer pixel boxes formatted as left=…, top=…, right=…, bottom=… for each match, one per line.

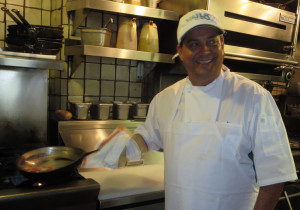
left=0, top=148, right=100, bottom=210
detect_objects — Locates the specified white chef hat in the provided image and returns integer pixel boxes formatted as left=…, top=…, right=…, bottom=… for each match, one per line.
left=177, top=9, right=225, bottom=44
left=173, top=9, right=225, bottom=59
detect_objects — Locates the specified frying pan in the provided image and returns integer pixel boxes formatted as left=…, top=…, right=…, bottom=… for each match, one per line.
left=10, top=8, right=63, bottom=38
left=1, top=7, right=63, bottom=39
left=6, top=36, right=63, bottom=49
left=7, top=25, right=64, bottom=39
left=17, top=134, right=112, bottom=181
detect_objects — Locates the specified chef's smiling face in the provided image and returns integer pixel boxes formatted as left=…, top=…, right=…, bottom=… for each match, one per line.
left=177, top=26, right=224, bottom=86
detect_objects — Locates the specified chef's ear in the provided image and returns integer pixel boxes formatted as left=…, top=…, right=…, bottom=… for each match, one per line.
left=177, top=44, right=183, bottom=61
left=220, top=34, right=225, bottom=48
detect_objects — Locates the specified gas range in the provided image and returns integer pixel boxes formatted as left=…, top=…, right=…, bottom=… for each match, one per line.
left=0, top=150, right=100, bottom=210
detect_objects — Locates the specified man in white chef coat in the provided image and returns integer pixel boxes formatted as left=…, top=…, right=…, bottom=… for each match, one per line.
left=126, top=9, right=298, bottom=210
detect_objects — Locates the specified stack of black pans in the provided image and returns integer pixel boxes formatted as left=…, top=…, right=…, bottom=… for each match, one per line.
left=2, top=7, right=64, bottom=55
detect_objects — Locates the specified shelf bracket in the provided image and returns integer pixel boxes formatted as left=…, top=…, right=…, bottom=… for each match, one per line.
left=137, top=62, right=144, bottom=81
left=68, top=55, right=84, bottom=77
left=71, top=9, right=90, bottom=35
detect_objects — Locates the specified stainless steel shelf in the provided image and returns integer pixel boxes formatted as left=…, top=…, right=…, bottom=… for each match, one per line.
left=66, top=0, right=179, bottom=20
left=65, top=45, right=174, bottom=76
left=0, top=55, right=64, bottom=70
left=66, top=0, right=179, bottom=34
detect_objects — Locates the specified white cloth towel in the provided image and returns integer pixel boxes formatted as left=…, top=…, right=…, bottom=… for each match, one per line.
left=82, top=126, right=141, bottom=169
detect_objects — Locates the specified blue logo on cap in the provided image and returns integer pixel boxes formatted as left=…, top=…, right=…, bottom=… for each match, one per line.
left=186, top=12, right=217, bottom=24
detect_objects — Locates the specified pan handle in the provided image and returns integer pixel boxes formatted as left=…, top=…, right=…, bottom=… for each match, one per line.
left=1, top=7, right=24, bottom=27
left=11, top=8, right=31, bottom=28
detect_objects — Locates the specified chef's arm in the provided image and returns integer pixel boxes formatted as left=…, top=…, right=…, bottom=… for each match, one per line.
left=253, top=182, right=284, bottom=210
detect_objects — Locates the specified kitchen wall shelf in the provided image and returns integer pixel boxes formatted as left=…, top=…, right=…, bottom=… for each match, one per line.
left=66, top=0, right=179, bottom=35
left=65, top=45, right=174, bottom=76
left=0, top=55, right=63, bottom=70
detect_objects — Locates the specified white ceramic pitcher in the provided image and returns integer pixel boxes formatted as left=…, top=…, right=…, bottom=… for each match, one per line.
left=138, top=20, right=159, bottom=53
left=116, top=18, right=137, bottom=50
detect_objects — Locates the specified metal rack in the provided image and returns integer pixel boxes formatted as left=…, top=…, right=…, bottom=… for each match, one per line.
left=66, top=0, right=179, bottom=34
left=65, top=0, right=179, bottom=76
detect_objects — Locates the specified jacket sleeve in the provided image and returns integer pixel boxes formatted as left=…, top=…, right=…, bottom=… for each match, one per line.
left=134, top=95, right=163, bottom=151
left=249, top=90, right=297, bottom=186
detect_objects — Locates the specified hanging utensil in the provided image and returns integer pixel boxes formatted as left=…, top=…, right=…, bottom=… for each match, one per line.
left=1, top=7, right=25, bottom=28
left=11, top=8, right=31, bottom=28
left=104, top=18, right=113, bottom=28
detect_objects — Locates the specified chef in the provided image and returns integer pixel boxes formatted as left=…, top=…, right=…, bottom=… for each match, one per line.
left=123, top=9, right=298, bottom=210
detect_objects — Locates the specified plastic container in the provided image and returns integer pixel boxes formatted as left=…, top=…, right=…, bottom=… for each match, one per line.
left=90, top=103, right=113, bottom=120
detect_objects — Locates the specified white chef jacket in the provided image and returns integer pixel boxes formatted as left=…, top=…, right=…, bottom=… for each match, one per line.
left=135, top=65, right=297, bottom=210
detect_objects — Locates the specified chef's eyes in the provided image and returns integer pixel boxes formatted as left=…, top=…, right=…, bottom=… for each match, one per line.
left=187, top=36, right=220, bottom=49
left=207, top=37, right=220, bottom=46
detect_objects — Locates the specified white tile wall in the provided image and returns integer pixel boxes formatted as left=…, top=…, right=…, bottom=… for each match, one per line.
left=86, top=56, right=101, bottom=63
left=129, top=83, right=142, bottom=97
left=68, top=79, right=84, bottom=96
left=130, top=67, right=138, bottom=81
left=85, top=96, right=99, bottom=103
left=42, top=0, right=51, bottom=10
left=68, top=96, right=84, bottom=103
left=85, top=80, right=100, bottom=96
left=42, top=10, right=50, bottom=25
left=25, top=0, right=42, bottom=9
left=117, top=59, right=131, bottom=66
left=102, top=57, right=115, bottom=64
left=55, top=78, right=61, bottom=95
left=61, top=96, right=67, bottom=110
left=115, top=81, right=129, bottom=96
left=86, top=63, right=100, bottom=79
left=0, top=22, right=4, bottom=40
left=86, top=11, right=102, bottom=28
left=7, top=0, right=24, bottom=6
left=101, top=81, right=115, bottom=96
left=116, top=65, right=130, bottom=81
left=25, top=8, right=42, bottom=25
left=0, top=4, right=4, bottom=22
left=61, top=79, right=67, bottom=95
left=101, top=64, right=115, bottom=80
left=72, top=63, right=84, bottom=78
left=62, top=5, right=68, bottom=25
left=49, top=79, right=55, bottom=94
left=100, top=96, right=114, bottom=103
left=61, top=62, right=68, bottom=79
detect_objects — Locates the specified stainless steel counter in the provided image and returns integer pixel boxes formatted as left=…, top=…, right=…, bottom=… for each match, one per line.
left=79, top=163, right=164, bottom=209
